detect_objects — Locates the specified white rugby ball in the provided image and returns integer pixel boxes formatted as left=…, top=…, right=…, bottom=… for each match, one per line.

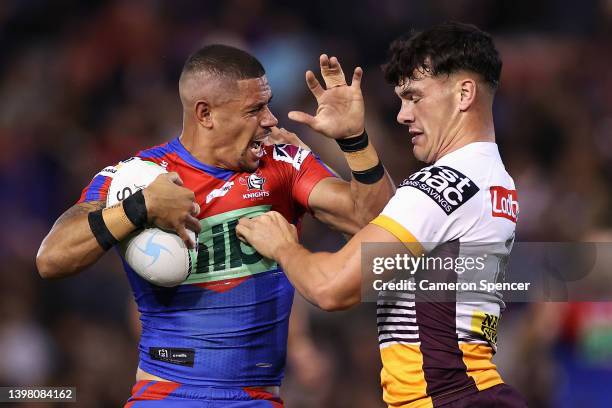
left=107, top=157, right=197, bottom=287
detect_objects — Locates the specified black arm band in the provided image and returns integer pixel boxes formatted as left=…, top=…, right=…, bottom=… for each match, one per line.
left=336, top=129, right=369, bottom=152
left=351, top=161, right=385, bottom=184
left=123, top=189, right=148, bottom=228
left=88, top=210, right=118, bottom=251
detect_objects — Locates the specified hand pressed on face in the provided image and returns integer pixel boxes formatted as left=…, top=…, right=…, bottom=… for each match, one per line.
left=236, top=211, right=298, bottom=260
left=266, top=126, right=310, bottom=150
left=288, top=54, right=365, bottom=140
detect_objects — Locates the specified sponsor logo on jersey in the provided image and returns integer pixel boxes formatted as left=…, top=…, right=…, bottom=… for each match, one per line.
left=239, top=172, right=270, bottom=199
left=272, top=144, right=310, bottom=170
left=99, top=166, right=117, bottom=177
left=149, top=347, right=195, bottom=367
left=471, top=311, right=499, bottom=345
left=205, top=181, right=234, bottom=204
left=400, top=166, right=479, bottom=214
left=490, top=186, right=518, bottom=222
left=185, top=205, right=278, bottom=284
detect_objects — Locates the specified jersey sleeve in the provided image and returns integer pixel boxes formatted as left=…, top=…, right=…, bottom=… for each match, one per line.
left=371, top=165, right=481, bottom=255
left=271, top=144, right=336, bottom=212
left=76, top=165, right=117, bottom=204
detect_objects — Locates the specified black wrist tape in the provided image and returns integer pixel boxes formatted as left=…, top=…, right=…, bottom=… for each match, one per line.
left=351, top=161, right=385, bottom=184
left=123, top=189, right=148, bottom=227
left=88, top=210, right=118, bottom=251
left=336, top=129, right=368, bottom=152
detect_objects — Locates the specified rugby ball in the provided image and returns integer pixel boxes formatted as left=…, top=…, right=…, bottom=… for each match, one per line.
left=107, top=157, right=197, bottom=287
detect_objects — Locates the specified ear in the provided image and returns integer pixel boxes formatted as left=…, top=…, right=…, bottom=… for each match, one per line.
left=457, top=78, right=477, bottom=112
left=195, top=100, right=213, bottom=128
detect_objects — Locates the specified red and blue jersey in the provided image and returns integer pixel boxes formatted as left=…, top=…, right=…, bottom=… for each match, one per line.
left=78, top=137, right=334, bottom=387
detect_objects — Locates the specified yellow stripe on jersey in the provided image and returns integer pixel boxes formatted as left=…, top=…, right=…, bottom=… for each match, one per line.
left=380, top=344, right=433, bottom=408
left=460, top=343, right=503, bottom=391
left=371, top=215, right=425, bottom=256
left=381, top=343, right=503, bottom=407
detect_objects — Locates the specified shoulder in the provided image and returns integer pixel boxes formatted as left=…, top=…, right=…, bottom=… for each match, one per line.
left=134, top=140, right=175, bottom=168
left=396, top=164, right=481, bottom=216
left=263, top=144, right=312, bottom=171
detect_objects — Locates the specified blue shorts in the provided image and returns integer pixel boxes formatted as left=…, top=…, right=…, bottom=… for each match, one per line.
left=124, top=381, right=284, bottom=408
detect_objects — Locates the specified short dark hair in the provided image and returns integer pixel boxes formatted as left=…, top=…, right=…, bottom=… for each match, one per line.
left=181, top=44, right=265, bottom=81
left=382, top=22, right=502, bottom=89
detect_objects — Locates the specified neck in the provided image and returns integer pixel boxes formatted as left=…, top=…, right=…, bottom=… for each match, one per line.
left=432, top=109, right=495, bottom=162
left=179, top=120, right=219, bottom=167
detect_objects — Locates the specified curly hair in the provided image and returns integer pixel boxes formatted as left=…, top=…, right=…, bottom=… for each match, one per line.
left=382, top=22, right=502, bottom=89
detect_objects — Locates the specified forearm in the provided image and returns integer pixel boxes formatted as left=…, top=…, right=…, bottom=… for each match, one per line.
left=276, top=243, right=360, bottom=311
left=37, top=214, right=107, bottom=278
left=339, top=131, right=395, bottom=226
left=348, top=169, right=395, bottom=226
left=36, top=199, right=141, bottom=278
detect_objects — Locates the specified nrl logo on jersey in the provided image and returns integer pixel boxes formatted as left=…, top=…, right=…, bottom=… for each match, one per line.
left=239, top=172, right=270, bottom=199
left=272, top=144, right=310, bottom=170
left=205, top=181, right=234, bottom=204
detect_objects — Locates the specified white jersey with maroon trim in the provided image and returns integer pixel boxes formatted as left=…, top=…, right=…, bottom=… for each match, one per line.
left=371, top=142, right=519, bottom=408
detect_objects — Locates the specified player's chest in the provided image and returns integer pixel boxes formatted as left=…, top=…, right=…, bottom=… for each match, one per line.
left=172, top=168, right=287, bottom=214
left=171, top=168, right=285, bottom=283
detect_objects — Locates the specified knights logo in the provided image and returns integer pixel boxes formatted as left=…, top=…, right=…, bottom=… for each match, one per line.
left=240, top=172, right=266, bottom=191
left=239, top=172, right=270, bottom=200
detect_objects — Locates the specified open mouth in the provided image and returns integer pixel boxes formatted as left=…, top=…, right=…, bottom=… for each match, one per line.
left=409, top=130, right=424, bottom=144
left=249, top=138, right=266, bottom=158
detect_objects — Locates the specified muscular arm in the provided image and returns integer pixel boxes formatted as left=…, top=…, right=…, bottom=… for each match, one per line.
left=36, top=172, right=201, bottom=279
left=308, top=169, right=394, bottom=235
left=36, top=200, right=108, bottom=278
left=237, top=212, right=402, bottom=310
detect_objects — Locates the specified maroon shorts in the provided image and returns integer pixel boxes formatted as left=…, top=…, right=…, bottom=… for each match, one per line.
left=438, top=384, right=527, bottom=408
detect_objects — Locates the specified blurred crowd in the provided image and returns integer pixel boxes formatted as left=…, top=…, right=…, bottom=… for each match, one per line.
left=1, top=0, right=611, bottom=406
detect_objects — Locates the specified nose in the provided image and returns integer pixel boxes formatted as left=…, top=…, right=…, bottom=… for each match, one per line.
left=260, top=106, right=278, bottom=128
left=396, top=100, right=414, bottom=125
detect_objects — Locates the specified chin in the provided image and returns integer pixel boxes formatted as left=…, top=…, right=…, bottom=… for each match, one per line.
left=239, top=160, right=260, bottom=173
left=412, top=147, right=425, bottom=162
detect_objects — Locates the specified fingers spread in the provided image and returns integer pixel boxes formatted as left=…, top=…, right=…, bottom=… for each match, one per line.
left=305, top=70, right=324, bottom=99
left=288, top=111, right=316, bottom=127
left=321, top=55, right=346, bottom=88
left=351, top=66, right=363, bottom=88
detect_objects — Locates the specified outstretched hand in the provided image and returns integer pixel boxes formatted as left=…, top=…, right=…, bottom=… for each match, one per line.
left=236, top=211, right=298, bottom=260
left=289, top=54, right=365, bottom=140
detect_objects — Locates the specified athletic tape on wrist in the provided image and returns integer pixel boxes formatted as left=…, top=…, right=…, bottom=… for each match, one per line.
left=336, top=129, right=368, bottom=152
left=88, top=210, right=118, bottom=250
left=123, top=189, right=147, bottom=227
left=351, top=161, right=385, bottom=184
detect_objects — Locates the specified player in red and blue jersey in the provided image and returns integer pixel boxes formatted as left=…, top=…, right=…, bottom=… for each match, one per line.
left=37, top=45, right=394, bottom=407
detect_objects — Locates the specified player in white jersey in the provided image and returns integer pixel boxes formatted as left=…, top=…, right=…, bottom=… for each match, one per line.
left=237, top=22, right=527, bottom=407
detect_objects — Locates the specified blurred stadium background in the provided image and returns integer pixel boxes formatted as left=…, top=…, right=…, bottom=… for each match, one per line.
left=1, top=0, right=611, bottom=406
